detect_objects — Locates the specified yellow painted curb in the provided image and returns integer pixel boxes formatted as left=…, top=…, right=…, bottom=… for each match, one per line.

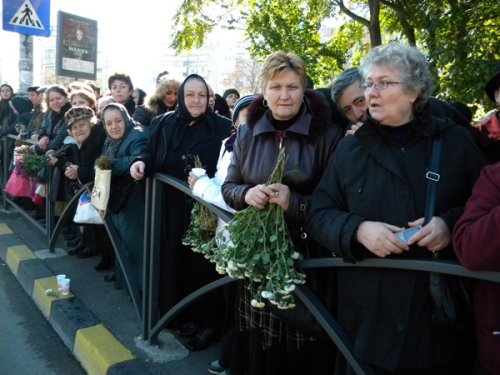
left=32, top=276, right=73, bottom=318
left=6, top=245, right=36, bottom=275
left=74, top=324, right=135, bottom=375
left=0, top=223, right=13, bottom=235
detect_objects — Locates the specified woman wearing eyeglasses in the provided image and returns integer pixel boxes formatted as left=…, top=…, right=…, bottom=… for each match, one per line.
left=306, top=42, right=486, bottom=374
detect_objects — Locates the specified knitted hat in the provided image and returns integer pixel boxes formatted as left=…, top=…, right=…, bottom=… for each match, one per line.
left=232, top=94, right=258, bottom=124
left=65, top=106, right=97, bottom=128
left=485, top=64, right=500, bottom=102
left=223, top=88, right=240, bottom=99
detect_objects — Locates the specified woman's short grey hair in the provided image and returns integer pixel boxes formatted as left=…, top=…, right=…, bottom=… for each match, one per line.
left=331, top=68, right=362, bottom=112
left=359, top=42, right=433, bottom=113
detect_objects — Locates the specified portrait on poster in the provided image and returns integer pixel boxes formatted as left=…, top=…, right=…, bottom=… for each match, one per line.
left=56, top=11, right=97, bottom=80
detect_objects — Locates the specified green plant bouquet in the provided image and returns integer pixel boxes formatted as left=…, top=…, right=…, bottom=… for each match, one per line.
left=22, top=154, right=46, bottom=177
left=183, top=156, right=218, bottom=251
left=207, top=146, right=305, bottom=310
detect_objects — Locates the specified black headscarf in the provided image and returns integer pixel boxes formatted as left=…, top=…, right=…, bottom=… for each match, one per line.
left=101, top=102, right=136, bottom=158
left=170, top=74, right=215, bottom=149
left=174, top=74, right=211, bottom=125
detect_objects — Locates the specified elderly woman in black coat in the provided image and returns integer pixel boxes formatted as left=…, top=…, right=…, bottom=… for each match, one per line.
left=306, top=42, right=486, bottom=375
left=62, top=106, right=113, bottom=269
left=221, top=51, right=342, bottom=375
left=148, top=73, right=232, bottom=350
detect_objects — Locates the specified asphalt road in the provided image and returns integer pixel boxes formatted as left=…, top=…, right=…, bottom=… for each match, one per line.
left=0, top=259, right=85, bottom=375
left=0, top=210, right=221, bottom=375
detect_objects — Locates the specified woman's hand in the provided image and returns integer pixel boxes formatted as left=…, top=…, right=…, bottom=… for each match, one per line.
left=187, top=171, right=200, bottom=190
left=64, top=164, right=78, bottom=180
left=267, top=183, right=290, bottom=212
left=356, top=221, right=408, bottom=258
left=345, top=122, right=363, bottom=137
left=130, top=161, right=145, bottom=181
left=38, top=136, right=49, bottom=151
left=406, top=217, right=450, bottom=253
left=244, top=184, right=273, bottom=209
left=45, top=151, right=58, bottom=166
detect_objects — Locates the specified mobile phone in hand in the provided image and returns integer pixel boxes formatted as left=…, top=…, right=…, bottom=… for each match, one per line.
left=395, top=225, right=422, bottom=244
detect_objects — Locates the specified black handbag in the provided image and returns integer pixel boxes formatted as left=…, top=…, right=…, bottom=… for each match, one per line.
left=425, top=136, right=474, bottom=331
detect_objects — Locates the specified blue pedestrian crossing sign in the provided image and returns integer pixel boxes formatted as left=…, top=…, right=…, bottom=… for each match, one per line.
left=2, top=0, right=51, bottom=37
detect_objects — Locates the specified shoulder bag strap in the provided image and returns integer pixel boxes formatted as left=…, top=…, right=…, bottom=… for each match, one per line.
left=424, top=135, right=442, bottom=225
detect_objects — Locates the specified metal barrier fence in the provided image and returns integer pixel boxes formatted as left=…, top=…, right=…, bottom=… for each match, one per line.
left=2, top=132, right=500, bottom=375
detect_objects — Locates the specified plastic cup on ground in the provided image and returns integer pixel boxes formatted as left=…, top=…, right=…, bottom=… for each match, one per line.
left=60, top=278, right=70, bottom=295
left=56, top=274, right=67, bottom=291
left=191, top=168, right=206, bottom=177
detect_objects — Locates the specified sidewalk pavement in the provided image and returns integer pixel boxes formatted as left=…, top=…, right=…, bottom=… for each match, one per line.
left=0, top=210, right=220, bottom=375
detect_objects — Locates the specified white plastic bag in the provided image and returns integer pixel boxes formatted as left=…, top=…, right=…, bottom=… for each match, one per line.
left=74, top=190, right=103, bottom=224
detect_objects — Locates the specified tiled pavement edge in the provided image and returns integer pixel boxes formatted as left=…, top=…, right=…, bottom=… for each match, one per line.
left=0, top=223, right=153, bottom=375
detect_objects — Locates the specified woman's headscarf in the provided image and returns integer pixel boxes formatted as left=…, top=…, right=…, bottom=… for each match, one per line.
left=169, top=74, right=215, bottom=149
left=101, top=102, right=136, bottom=158
left=174, top=73, right=211, bottom=124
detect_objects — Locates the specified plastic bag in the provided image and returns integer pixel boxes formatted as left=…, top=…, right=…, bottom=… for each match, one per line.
left=74, top=190, right=103, bottom=225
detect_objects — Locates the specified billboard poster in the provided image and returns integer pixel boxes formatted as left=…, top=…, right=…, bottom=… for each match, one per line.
left=56, top=11, right=97, bottom=80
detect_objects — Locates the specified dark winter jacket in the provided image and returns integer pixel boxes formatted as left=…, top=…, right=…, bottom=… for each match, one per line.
left=306, top=109, right=486, bottom=371
left=470, top=110, right=500, bottom=164
left=453, top=162, right=500, bottom=375
left=63, top=122, right=107, bottom=184
left=36, top=102, right=71, bottom=154
left=222, top=90, right=342, bottom=228
left=2, top=97, right=33, bottom=136
left=28, top=104, right=45, bottom=137
left=133, top=102, right=173, bottom=128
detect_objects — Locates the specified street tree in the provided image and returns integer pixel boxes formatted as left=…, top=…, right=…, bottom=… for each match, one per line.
left=221, top=57, right=261, bottom=94
left=171, top=0, right=499, bottom=113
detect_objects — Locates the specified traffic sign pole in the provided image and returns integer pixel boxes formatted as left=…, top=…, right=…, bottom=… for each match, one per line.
left=19, top=34, right=34, bottom=93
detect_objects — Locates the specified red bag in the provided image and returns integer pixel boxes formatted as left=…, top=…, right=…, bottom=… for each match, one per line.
left=5, top=172, right=37, bottom=198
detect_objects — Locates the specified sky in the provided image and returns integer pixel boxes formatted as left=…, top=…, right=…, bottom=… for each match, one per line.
left=1, top=0, right=244, bottom=92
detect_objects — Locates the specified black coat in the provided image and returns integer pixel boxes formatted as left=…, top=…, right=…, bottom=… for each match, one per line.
left=36, top=102, right=71, bottom=154
left=65, top=122, right=107, bottom=183
left=306, top=110, right=486, bottom=371
left=149, top=107, right=232, bottom=316
left=58, top=122, right=107, bottom=198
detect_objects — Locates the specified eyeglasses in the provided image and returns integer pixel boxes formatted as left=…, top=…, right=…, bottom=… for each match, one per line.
left=361, top=80, right=401, bottom=91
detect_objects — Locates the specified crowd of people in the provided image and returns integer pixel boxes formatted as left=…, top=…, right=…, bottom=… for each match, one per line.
left=0, top=42, right=499, bottom=375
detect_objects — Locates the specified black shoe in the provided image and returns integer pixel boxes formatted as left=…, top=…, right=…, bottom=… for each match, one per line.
left=104, top=272, right=116, bottom=282
left=63, top=233, right=78, bottom=241
left=178, top=322, right=201, bottom=338
left=208, top=360, right=225, bottom=374
left=184, top=328, right=217, bottom=351
left=67, top=241, right=86, bottom=255
left=65, top=237, right=81, bottom=247
left=76, top=248, right=96, bottom=258
left=94, top=259, right=113, bottom=271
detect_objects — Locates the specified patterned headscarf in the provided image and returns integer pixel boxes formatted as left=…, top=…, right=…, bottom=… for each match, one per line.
left=101, top=102, right=135, bottom=158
